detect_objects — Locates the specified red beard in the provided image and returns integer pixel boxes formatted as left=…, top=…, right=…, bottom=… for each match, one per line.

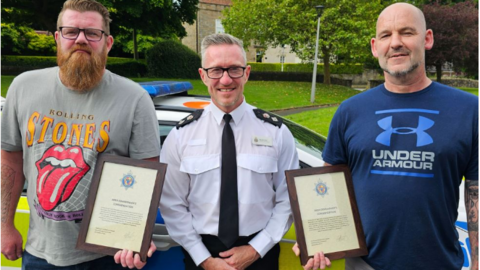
left=57, top=44, right=107, bottom=92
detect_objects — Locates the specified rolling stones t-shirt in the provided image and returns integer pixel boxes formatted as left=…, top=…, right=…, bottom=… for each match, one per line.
left=1, top=67, right=160, bottom=266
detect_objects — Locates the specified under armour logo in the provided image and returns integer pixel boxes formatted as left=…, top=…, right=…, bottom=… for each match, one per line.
left=376, top=116, right=435, bottom=147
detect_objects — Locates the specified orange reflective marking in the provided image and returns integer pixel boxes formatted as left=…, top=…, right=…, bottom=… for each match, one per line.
left=183, top=101, right=210, bottom=109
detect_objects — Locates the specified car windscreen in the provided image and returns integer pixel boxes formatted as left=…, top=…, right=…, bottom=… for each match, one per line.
left=282, top=118, right=325, bottom=161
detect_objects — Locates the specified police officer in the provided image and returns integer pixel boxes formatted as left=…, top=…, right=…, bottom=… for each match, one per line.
left=159, top=33, right=299, bottom=270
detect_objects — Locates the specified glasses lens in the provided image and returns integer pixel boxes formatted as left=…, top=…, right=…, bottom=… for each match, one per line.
left=62, top=27, right=79, bottom=39
left=208, top=68, right=224, bottom=79
left=85, top=29, right=103, bottom=41
left=228, top=67, right=244, bottom=78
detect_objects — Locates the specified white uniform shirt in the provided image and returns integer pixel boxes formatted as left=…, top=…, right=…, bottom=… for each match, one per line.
left=159, top=100, right=298, bottom=266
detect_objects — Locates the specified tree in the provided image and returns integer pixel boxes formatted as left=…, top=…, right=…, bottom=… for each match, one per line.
left=102, top=0, right=198, bottom=60
left=222, top=0, right=385, bottom=84
left=1, top=0, right=63, bottom=35
left=1, top=23, right=56, bottom=55
left=112, top=33, right=164, bottom=59
left=423, top=1, right=478, bottom=80
left=1, top=0, right=199, bottom=59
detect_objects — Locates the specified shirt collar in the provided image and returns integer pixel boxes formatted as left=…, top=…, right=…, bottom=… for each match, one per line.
left=209, top=98, right=248, bottom=126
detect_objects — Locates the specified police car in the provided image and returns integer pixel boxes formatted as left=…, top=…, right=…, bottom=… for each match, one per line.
left=1, top=81, right=472, bottom=270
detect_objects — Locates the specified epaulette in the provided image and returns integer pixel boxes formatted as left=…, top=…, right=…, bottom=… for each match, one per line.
left=253, top=109, right=282, bottom=128
left=176, top=109, right=204, bottom=129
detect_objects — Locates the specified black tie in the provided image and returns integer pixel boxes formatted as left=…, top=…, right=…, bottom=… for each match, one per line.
left=218, top=114, right=239, bottom=248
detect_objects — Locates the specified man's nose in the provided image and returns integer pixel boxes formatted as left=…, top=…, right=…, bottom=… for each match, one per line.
left=75, top=30, right=88, bottom=44
left=390, top=33, right=403, bottom=49
left=219, top=70, right=233, bottom=84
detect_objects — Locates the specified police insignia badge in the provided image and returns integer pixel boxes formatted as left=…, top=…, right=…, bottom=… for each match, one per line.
left=176, top=109, right=204, bottom=129
left=253, top=109, right=282, bottom=128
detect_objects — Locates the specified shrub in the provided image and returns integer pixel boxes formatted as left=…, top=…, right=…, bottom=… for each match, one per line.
left=107, top=61, right=147, bottom=77
left=248, top=63, right=282, bottom=72
left=25, top=31, right=56, bottom=56
left=146, top=40, right=200, bottom=78
left=248, top=71, right=352, bottom=87
left=248, top=62, right=364, bottom=74
left=1, top=23, right=26, bottom=54
left=1, top=55, right=147, bottom=77
left=1, top=55, right=57, bottom=68
left=1, top=24, right=56, bottom=56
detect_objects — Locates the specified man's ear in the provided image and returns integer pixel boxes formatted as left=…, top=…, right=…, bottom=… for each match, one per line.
left=371, top=38, right=379, bottom=58
left=425, top=29, right=434, bottom=51
left=105, top=35, right=114, bottom=53
left=199, top=68, right=208, bottom=85
left=243, top=65, right=251, bottom=83
left=55, top=31, right=60, bottom=44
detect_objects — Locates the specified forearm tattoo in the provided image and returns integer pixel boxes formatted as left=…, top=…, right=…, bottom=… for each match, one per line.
left=467, top=180, right=479, bottom=231
left=1, top=164, right=16, bottom=223
left=466, top=180, right=479, bottom=268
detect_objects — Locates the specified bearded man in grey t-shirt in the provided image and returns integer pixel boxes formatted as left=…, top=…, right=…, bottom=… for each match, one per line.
left=1, top=1, right=160, bottom=269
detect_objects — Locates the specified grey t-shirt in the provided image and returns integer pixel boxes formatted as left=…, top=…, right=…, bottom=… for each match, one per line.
left=1, top=67, right=160, bottom=266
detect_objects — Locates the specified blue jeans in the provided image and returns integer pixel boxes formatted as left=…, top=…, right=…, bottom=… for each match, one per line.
left=22, top=250, right=130, bottom=270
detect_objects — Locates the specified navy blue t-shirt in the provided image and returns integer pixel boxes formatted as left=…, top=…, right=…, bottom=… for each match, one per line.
left=323, top=82, right=478, bottom=269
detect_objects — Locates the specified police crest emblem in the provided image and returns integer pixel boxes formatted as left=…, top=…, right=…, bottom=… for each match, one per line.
left=120, top=171, right=136, bottom=190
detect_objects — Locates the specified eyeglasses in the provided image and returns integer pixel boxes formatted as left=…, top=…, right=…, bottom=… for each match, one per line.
left=202, top=66, right=246, bottom=79
left=59, top=27, right=107, bottom=42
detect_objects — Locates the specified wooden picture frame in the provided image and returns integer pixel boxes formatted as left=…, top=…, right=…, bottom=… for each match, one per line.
left=285, top=164, right=367, bottom=265
left=76, top=154, right=167, bottom=262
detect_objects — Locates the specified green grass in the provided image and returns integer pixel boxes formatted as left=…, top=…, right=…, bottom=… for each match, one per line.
left=284, top=107, right=339, bottom=136
left=284, top=86, right=478, bottom=136
left=1, top=76, right=15, bottom=98
left=130, top=77, right=360, bottom=110
left=458, top=87, right=479, bottom=96
left=2, top=75, right=478, bottom=136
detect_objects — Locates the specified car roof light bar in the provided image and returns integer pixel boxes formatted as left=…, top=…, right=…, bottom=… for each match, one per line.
left=139, top=81, right=193, bottom=98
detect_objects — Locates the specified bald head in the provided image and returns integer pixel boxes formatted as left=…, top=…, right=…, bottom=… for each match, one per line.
left=377, top=3, right=427, bottom=36
left=371, top=2, right=434, bottom=91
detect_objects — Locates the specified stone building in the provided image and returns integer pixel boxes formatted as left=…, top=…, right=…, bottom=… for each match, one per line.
left=181, top=0, right=299, bottom=63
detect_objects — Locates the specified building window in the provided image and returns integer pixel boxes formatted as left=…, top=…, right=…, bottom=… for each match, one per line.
left=215, top=19, right=225, bottom=33
left=256, top=50, right=264, bottom=63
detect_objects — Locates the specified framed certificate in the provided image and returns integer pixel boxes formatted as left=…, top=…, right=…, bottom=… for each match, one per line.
left=285, top=165, right=367, bottom=265
left=76, top=154, right=167, bottom=262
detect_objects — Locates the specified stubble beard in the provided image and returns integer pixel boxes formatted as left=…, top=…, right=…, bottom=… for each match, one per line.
left=216, top=96, right=239, bottom=108
left=57, top=43, right=107, bottom=92
left=381, top=48, right=422, bottom=78
left=213, top=90, right=243, bottom=111
left=383, top=61, right=420, bottom=78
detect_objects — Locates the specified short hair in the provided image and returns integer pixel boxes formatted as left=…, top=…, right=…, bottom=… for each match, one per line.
left=57, top=0, right=111, bottom=35
left=201, top=33, right=247, bottom=66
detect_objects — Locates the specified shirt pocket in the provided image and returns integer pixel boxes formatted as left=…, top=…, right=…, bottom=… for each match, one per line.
left=180, top=154, right=220, bottom=203
left=237, top=154, right=278, bottom=203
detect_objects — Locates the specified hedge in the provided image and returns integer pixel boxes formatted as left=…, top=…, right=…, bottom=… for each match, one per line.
left=146, top=40, right=200, bottom=79
left=2, top=55, right=364, bottom=79
left=1, top=55, right=147, bottom=77
left=248, top=62, right=364, bottom=74
left=1, top=55, right=57, bottom=68
left=249, top=71, right=352, bottom=87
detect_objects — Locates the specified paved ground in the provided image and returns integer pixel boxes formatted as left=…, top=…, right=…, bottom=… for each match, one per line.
left=271, top=103, right=339, bottom=116
left=352, top=84, right=367, bottom=91
left=269, top=84, right=368, bottom=116
left=272, top=85, right=366, bottom=116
